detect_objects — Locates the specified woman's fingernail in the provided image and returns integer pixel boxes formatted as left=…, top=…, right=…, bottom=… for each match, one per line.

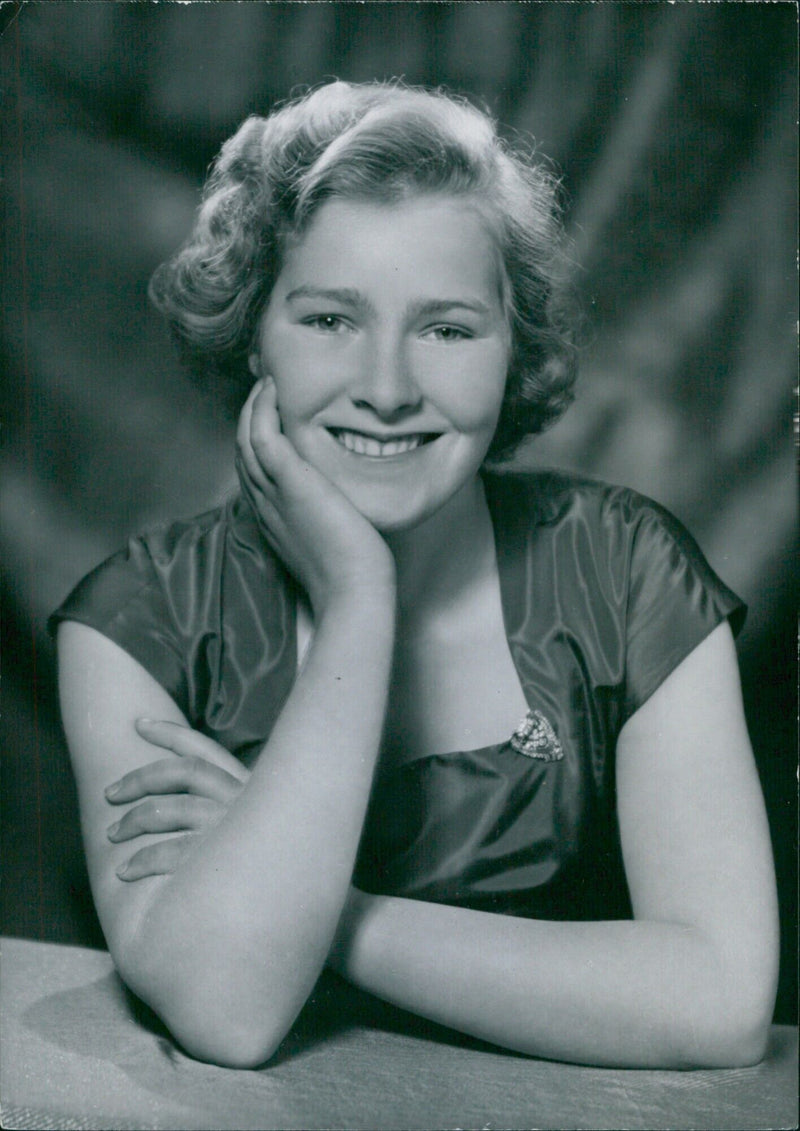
left=116, top=862, right=130, bottom=879
left=136, top=717, right=153, bottom=727
left=107, top=822, right=120, bottom=839
left=105, top=782, right=121, bottom=798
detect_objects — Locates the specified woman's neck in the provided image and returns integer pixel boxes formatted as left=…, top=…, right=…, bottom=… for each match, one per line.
left=385, top=474, right=497, bottom=622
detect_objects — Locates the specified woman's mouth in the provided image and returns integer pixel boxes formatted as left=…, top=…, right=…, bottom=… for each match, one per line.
left=328, top=428, right=439, bottom=458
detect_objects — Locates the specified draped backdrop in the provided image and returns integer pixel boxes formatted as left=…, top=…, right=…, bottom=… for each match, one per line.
left=1, top=2, right=797, bottom=1019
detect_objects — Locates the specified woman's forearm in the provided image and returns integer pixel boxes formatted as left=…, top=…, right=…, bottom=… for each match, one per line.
left=332, top=893, right=774, bottom=1069
left=116, top=594, right=395, bottom=1066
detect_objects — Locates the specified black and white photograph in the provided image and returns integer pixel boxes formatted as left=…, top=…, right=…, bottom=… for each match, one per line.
left=1, top=2, right=797, bottom=1128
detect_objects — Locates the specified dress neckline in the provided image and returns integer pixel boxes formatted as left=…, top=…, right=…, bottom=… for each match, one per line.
left=305, top=471, right=555, bottom=767
left=229, top=469, right=569, bottom=766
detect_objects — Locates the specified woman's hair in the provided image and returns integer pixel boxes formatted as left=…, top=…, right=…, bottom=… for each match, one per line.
left=149, top=80, right=577, bottom=459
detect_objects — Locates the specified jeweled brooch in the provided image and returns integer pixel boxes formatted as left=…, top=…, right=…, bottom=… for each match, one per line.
left=510, top=710, right=564, bottom=761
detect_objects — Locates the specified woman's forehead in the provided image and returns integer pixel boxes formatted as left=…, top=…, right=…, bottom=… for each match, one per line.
left=277, top=194, right=508, bottom=300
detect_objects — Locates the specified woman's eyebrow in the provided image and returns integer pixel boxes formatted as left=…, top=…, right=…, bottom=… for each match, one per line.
left=406, top=297, right=492, bottom=319
left=284, top=285, right=372, bottom=312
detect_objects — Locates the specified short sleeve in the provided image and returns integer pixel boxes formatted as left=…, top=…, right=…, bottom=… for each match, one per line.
left=49, top=531, right=196, bottom=718
left=49, top=497, right=298, bottom=756
left=623, top=494, right=746, bottom=720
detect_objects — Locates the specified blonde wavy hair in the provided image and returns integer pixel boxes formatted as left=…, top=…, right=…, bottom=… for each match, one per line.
left=149, top=80, right=577, bottom=459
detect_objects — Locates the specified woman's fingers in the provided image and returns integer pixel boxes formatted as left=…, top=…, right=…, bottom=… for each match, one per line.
left=236, top=382, right=308, bottom=562
left=105, top=724, right=250, bottom=882
left=237, top=408, right=271, bottom=495
left=236, top=381, right=273, bottom=492
left=107, top=795, right=221, bottom=841
left=133, top=719, right=249, bottom=777
left=237, top=378, right=290, bottom=489
left=248, top=379, right=293, bottom=476
left=116, top=835, right=196, bottom=881
left=236, top=373, right=395, bottom=614
left=106, top=757, right=246, bottom=805
left=106, top=730, right=250, bottom=880
left=236, top=456, right=286, bottom=539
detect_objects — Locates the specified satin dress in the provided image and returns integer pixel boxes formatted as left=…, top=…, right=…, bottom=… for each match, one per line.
left=51, top=470, right=745, bottom=921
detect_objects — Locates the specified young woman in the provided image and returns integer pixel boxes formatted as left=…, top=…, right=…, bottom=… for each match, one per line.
left=54, top=80, right=778, bottom=1069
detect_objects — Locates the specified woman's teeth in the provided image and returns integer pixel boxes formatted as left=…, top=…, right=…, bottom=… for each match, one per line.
left=332, top=429, right=432, bottom=457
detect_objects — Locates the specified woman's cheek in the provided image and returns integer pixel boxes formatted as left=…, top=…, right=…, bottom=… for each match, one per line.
left=447, top=366, right=507, bottom=433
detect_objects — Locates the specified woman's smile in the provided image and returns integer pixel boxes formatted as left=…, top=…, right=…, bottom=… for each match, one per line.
left=250, top=195, right=511, bottom=532
left=328, top=427, right=441, bottom=459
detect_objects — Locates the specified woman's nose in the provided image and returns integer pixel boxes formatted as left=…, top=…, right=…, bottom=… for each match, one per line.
left=350, top=337, right=422, bottom=419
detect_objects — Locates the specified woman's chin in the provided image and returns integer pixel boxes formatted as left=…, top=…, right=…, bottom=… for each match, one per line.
left=356, top=505, right=429, bottom=537
left=339, top=493, right=433, bottom=536
left=346, top=487, right=471, bottom=539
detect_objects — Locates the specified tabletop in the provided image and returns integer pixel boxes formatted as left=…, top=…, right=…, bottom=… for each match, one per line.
left=1, top=937, right=797, bottom=1131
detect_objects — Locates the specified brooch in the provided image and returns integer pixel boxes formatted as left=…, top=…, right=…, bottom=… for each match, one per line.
left=510, top=710, right=564, bottom=761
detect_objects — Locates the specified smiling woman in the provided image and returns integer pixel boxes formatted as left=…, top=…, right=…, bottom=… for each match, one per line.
left=249, top=197, right=510, bottom=532
left=52, top=80, right=778, bottom=1070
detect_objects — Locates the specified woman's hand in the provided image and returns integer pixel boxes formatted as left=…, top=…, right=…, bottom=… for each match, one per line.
left=236, top=378, right=396, bottom=615
left=105, top=720, right=250, bottom=881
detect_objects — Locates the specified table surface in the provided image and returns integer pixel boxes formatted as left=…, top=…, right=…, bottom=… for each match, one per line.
left=1, top=937, right=797, bottom=1131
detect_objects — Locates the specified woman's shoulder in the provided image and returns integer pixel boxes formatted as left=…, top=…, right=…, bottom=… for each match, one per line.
left=52, top=499, right=226, bottom=621
left=129, top=499, right=232, bottom=560
left=51, top=494, right=295, bottom=743
left=121, top=491, right=266, bottom=566
left=484, top=467, right=745, bottom=720
left=482, top=466, right=676, bottom=534
left=50, top=492, right=283, bottom=636
left=483, top=465, right=743, bottom=616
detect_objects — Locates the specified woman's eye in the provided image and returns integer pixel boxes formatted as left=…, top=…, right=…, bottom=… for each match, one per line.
left=426, top=325, right=472, bottom=342
left=305, top=314, right=347, bottom=333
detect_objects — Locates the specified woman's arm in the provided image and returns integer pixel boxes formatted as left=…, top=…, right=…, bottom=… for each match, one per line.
left=330, top=622, right=779, bottom=1068
left=61, top=592, right=393, bottom=1066
left=60, top=382, right=397, bottom=1068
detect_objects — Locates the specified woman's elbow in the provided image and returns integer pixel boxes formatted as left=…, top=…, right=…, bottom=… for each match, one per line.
left=666, top=916, right=779, bottom=1069
left=677, top=969, right=777, bottom=1068
left=683, top=1009, right=772, bottom=1069
left=144, top=989, right=294, bottom=1068
left=116, top=955, right=297, bottom=1068
left=168, top=1013, right=287, bottom=1069
left=724, top=1016, right=772, bottom=1068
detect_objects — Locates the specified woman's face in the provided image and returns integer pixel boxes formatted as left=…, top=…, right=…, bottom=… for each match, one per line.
left=250, top=194, right=511, bottom=533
